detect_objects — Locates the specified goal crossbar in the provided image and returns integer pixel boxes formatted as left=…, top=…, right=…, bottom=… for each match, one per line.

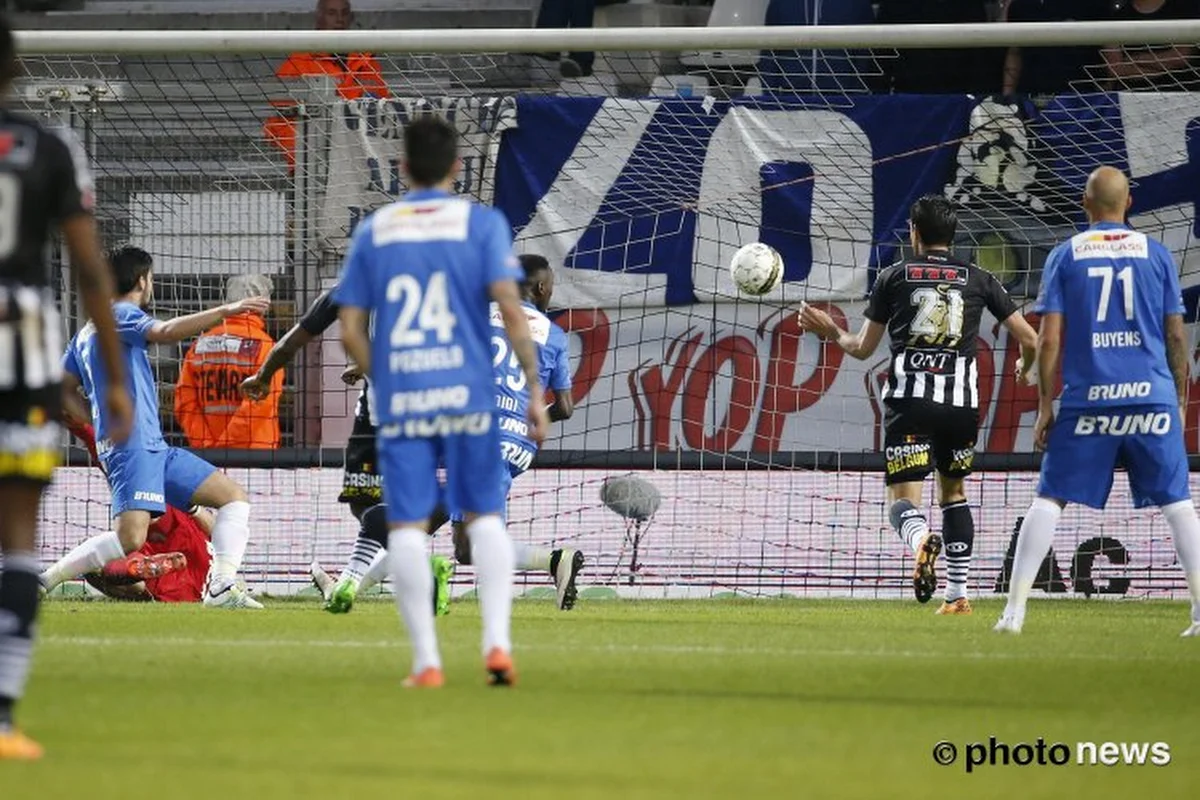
left=15, top=21, right=1200, bottom=56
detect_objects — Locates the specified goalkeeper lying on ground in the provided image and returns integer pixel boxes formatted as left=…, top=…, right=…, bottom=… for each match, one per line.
left=41, top=419, right=214, bottom=602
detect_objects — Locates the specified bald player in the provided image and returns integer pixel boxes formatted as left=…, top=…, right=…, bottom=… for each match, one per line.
left=996, top=166, right=1200, bottom=636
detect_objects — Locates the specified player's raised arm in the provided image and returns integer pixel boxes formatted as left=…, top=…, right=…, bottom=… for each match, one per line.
left=147, top=294, right=271, bottom=344
left=242, top=290, right=339, bottom=400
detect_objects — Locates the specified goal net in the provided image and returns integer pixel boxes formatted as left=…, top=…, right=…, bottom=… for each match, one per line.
left=24, top=21, right=1200, bottom=599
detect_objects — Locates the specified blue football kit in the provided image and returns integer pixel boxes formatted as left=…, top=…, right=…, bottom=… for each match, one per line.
left=63, top=302, right=215, bottom=517
left=1035, top=222, right=1189, bottom=509
left=333, top=189, right=523, bottom=523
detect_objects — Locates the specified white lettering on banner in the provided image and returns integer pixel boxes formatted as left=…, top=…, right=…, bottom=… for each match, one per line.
left=390, top=386, right=470, bottom=415
left=389, top=346, right=464, bottom=373
left=1092, top=331, right=1143, bottom=348
left=1088, top=382, right=1152, bottom=401
left=693, top=107, right=873, bottom=303
left=1122, top=93, right=1200, bottom=286
left=320, top=97, right=517, bottom=244
left=513, top=99, right=666, bottom=309
left=1073, top=412, right=1171, bottom=436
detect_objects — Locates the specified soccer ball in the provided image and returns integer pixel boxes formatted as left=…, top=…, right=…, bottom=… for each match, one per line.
left=729, top=243, right=783, bottom=296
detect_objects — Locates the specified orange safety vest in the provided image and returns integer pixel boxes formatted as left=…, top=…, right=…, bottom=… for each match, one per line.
left=264, top=52, right=391, bottom=168
left=174, top=313, right=283, bottom=450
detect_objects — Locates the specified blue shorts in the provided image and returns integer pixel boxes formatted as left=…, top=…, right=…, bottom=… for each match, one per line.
left=1038, top=404, right=1190, bottom=510
left=101, top=446, right=217, bottom=518
left=449, top=438, right=534, bottom=524
left=378, top=415, right=508, bottom=524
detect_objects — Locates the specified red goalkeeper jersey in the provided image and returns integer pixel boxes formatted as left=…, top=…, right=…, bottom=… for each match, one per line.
left=68, top=420, right=212, bottom=602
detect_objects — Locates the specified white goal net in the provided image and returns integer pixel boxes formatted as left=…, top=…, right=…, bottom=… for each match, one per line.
left=24, top=22, right=1200, bottom=598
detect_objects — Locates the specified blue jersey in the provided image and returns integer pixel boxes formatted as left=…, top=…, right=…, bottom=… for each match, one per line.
left=332, top=189, right=522, bottom=428
left=63, top=301, right=165, bottom=454
left=1036, top=222, right=1184, bottom=410
left=490, top=301, right=572, bottom=461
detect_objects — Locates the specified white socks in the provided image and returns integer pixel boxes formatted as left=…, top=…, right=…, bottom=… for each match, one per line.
left=1162, top=500, right=1200, bottom=624
left=1004, top=497, right=1062, bottom=621
left=210, top=501, right=251, bottom=582
left=469, top=514, right=514, bottom=656
left=388, top=528, right=441, bottom=674
left=513, top=543, right=553, bottom=573
left=357, top=548, right=390, bottom=595
left=40, top=531, right=125, bottom=590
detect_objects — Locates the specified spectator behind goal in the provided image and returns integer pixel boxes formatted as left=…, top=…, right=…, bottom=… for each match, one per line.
left=175, top=275, right=282, bottom=450
left=263, top=0, right=390, bottom=168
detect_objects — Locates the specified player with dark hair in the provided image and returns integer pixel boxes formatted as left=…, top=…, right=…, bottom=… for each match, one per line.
left=800, top=194, right=1038, bottom=613
left=444, top=253, right=582, bottom=609
left=336, top=117, right=549, bottom=687
left=0, top=15, right=133, bottom=761
left=248, top=256, right=582, bottom=614
left=46, top=246, right=270, bottom=609
left=997, top=167, right=1200, bottom=636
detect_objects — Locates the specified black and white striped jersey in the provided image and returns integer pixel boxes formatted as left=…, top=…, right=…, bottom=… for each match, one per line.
left=864, top=252, right=1018, bottom=410
left=0, top=110, right=92, bottom=396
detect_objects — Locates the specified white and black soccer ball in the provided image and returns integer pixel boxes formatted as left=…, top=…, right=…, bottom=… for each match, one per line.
left=729, top=242, right=784, bottom=296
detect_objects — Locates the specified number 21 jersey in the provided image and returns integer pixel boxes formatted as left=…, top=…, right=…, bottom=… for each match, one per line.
left=865, top=252, right=1018, bottom=410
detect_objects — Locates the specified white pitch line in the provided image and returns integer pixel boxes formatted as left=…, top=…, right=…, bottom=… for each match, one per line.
left=39, top=635, right=1199, bottom=663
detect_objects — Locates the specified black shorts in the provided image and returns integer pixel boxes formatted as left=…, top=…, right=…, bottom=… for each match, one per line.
left=338, top=413, right=381, bottom=505
left=0, top=285, right=63, bottom=485
left=882, top=400, right=978, bottom=486
left=0, top=387, right=61, bottom=485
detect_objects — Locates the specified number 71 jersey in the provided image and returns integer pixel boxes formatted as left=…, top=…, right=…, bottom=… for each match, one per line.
left=865, top=252, right=1019, bottom=411
left=1036, top=223, right=1183, bottom=411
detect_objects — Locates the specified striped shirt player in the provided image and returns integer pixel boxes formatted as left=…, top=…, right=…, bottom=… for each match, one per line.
left=333, top=114, right=547, bottom=687
left=800, top=194, right=1037, bottom=612
left=0, top=115, right=95, bottom=482
left=0, top=16, right=132, bottom=761
left=997, top=166, right=1200, bottom=637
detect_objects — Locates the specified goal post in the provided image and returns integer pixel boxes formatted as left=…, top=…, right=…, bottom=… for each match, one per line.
left=24, top=22, right=1200, bottom=599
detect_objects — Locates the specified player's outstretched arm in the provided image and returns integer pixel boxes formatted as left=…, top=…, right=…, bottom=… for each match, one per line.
left=797, top=303, right=885, bottom=360
left=493, top=279, right=549, bottom=443
left=1002, top=311, right=1039, bottom=384
left=1165, top=314, right=1190, bottom=417
left=338, top=306, right=372, bottom=376
left=62, top=214, right=133, bottom=442
left=147, top=296, right=271, bottom=344
left=242, top=323, right=316, bottom=400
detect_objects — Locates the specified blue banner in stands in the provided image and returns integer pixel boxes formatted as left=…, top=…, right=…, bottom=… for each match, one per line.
left=494, top=94, right=973, bottom=307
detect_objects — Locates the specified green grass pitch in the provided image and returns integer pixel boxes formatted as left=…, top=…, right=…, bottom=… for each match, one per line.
left=5, top=598, right=1200, bottom=799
